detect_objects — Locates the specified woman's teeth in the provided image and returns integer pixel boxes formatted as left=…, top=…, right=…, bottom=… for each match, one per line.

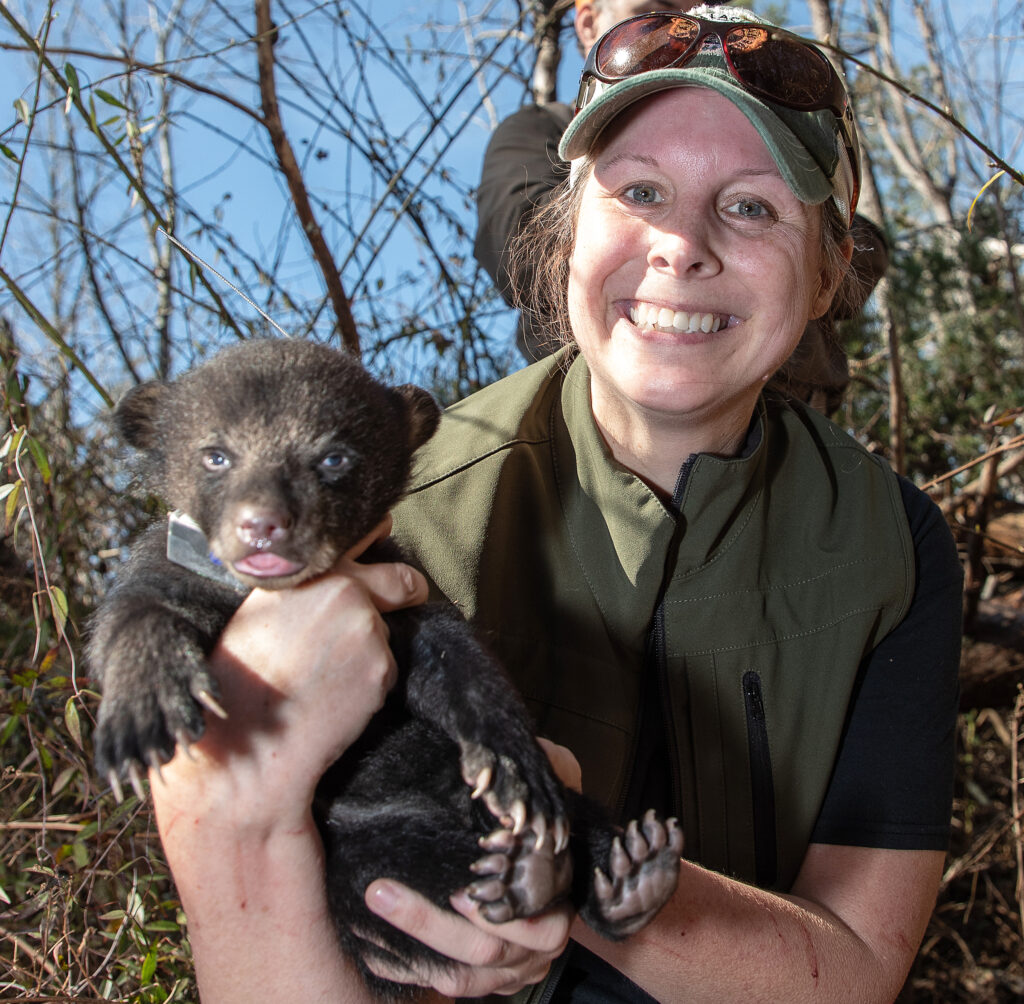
left=629, top=303, right=725, bottom=334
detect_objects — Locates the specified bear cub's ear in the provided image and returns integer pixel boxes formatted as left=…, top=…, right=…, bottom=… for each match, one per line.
left=393, top=384, right=441, bottom=453
left=113, top=382, right=169, bottom=450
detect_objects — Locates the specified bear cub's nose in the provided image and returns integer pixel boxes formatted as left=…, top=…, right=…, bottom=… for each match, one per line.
left=236, top=507, right=292, bottom=550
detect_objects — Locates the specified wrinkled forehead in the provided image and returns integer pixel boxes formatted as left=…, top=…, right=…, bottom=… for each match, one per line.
left=612, top=0, right=691, bottom=14
left=593, top=1, right=692, bottom=30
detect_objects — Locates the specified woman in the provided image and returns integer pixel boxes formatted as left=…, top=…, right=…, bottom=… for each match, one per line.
left=150, top=8, right=962, bottom=1002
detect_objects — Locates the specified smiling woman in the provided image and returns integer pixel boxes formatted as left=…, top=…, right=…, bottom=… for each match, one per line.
left=143, top=6, right=964, bottom=1004
left=390, top=7, right=963, bottom=1001
left=565, top=87, right=847, bottom=486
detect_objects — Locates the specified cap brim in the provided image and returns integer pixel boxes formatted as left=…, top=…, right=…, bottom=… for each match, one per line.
left=559, top=66, right=833, bottom=207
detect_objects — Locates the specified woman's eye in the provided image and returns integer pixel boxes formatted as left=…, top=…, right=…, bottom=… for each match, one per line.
left=201, top=449, right=230, bottom=472
left=725, top=198, right=773, bottom=220
left=624, top=184, right=663, bottom=205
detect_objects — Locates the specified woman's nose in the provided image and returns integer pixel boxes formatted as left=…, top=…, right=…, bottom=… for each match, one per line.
left=646, top=220, right=722, bottom=277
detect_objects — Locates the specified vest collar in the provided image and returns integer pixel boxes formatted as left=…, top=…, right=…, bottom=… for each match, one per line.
left=553, top=355, right=768, bottom=646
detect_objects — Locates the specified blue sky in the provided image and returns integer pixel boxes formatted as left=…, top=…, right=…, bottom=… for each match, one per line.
left=1, top=1, right=1021, bottom=401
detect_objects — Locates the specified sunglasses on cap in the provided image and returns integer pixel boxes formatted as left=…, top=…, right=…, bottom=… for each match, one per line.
left=578, top=12, right=849, bottom=117
left=575, top=12, right=861, bottom=213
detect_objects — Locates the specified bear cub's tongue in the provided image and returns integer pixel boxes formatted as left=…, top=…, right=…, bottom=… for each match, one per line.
left=233, top=552, right=304, bottom=578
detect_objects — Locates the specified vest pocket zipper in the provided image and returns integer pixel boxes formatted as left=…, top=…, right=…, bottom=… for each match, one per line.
left=742, top=670, right=778, bottom=888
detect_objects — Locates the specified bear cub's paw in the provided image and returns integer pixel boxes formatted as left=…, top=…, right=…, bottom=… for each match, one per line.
left=459, top=738, right=569, bottom=839
left=467, top=822, right=574, bottom=923
left=591, top=810, right=684, bottom=938
left=92, top=626, right=226, bottom=800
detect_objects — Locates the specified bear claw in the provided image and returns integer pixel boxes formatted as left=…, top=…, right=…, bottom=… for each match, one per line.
left=589, top=810, right=683, bottom=937
left=468, top=819, right=573, bottom=921
left=195, top=688, right=228, bottom=720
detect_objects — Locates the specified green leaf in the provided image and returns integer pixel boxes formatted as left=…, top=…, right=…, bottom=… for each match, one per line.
left=63, top=63, right=80, bottom=115
left=4, top=480, right=22, bottom=526
left=52, top=764, right=78, bottom=795
left=2, top=426, right=26, bottom=457
left=64, top=62, right=81, bottom=97
left=140, top=946, right=158, bottom=985
left=49, top=585, right=69, bottom=637
left=0, top=143, right=19, bottom=163
left=95, top=88, right=127, bottom=110
left=146, top=920, right=182, bottom=932
left=64, top=696, right=83, bottom=748
left=0, top=714, right=20, bottom=746
left=26, top=435, right=51, bottom=482
left=71, top=840, right=90, bottom=869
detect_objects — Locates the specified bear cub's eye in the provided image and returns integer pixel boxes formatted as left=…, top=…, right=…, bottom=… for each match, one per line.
left=318, top=451, right=353, bottom=480
left=201, top=449, right=231, bottom=472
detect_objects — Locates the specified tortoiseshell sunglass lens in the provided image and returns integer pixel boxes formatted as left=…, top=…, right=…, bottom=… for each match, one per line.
left=593, top=15, right=700, bottom=78
left=723, top=26, right=839, bottom=111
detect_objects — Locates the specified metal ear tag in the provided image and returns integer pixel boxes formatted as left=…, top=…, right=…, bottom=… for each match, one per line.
left=167, top=511, right=249, bottom=594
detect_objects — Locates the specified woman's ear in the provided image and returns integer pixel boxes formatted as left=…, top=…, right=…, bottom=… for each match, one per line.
left=810, top=234, right=855, bottom=320
left=574, top=3, right=601, bottom=53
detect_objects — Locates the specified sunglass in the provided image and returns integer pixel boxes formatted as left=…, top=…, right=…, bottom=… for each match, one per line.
left=578, top=13, right=848, bottom=117
left=575, top=12, right=860, bottom=216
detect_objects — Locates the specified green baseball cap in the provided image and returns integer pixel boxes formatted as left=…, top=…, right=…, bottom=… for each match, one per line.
left=559, top=5, right=860, bottom=223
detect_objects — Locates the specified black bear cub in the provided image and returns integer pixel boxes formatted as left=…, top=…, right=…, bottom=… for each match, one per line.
left=88, top=338, right=681, bottom=998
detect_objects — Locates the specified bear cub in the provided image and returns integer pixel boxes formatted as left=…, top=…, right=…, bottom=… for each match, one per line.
left=88, top=338, right=682, bottom=998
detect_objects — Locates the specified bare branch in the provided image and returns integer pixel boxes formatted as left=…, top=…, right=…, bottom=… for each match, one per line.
left=253, top=0, right=358, bottom=352
left=530, top=0, right=573, bottom=106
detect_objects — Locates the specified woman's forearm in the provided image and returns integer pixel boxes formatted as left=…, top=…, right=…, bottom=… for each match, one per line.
left=571, top=844, right=945, bottom=1004
left=153, top=790, right=373, bottom=1004
left=143, top=549, right=428, bottom=1003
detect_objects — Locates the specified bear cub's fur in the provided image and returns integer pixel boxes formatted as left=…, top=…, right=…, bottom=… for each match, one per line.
left=88, top=338, right=681, bottom=998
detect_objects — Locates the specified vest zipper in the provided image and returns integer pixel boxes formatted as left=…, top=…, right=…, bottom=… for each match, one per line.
left=654, top=457, right=697, bottom=827
left=652, top=602, right=684, bottom=821
left=612, top=581, right=685, bottom=828
left=530, top=944, right=571, bottom=1004
left=742, top=670, right=778, bottom=888
left=614, top=459, right=693, bottom=840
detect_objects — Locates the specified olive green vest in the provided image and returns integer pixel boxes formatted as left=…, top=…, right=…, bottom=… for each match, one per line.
left=392, top=351, right=914, bottom=897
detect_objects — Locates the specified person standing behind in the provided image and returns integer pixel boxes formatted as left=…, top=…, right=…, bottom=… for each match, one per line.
left=474, top=0, right=888, bottom=417
left=475, top=1, right=699, bottom=360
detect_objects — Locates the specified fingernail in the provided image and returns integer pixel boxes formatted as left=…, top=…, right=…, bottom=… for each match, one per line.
left=449, top=890, right=475, bottom=914
left=367, top=880, right=399, bottom=915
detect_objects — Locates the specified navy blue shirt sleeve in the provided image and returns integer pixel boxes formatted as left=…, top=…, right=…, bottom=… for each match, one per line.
left=473, top=102, right=572, bottom=305
left=810, top=476, right=963, bottom=850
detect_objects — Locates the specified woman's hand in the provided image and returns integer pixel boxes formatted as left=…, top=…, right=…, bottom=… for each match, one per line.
left=146, top=516, right=428, bottom=1003
left=150, top=516, right=428, bottom=831
left=358, top=736, right=581, bottom=998
left=536, top=736, right=582, bottom=793
left=363, top=881, right=573, bottom=997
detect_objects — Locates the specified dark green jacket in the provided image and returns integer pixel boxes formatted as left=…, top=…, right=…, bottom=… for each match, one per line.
left=392, top=348, right=913, bottom=895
